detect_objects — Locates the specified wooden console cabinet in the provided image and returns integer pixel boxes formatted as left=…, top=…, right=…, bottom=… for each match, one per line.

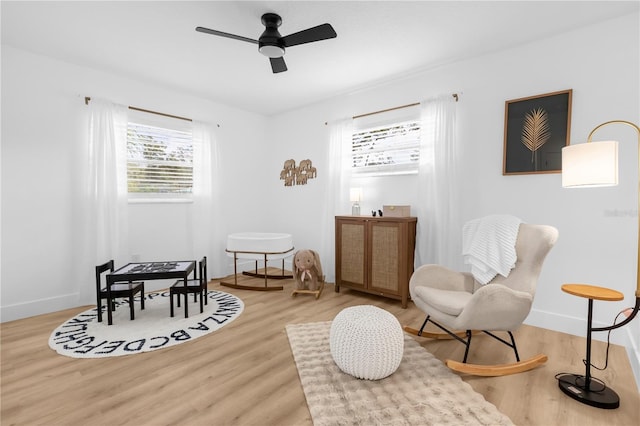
left=335, top=216, right=417, bottom=308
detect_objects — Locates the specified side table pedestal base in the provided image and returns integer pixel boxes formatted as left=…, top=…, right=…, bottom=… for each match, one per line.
left=557, top=373, right=620, bottom=409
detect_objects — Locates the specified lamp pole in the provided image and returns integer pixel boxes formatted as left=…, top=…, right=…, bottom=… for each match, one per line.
left=586, top=120, right=640, bottom=310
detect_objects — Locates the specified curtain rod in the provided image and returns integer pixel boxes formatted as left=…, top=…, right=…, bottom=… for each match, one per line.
left=352, top=102, right=419, bottom=120
left=352, top=93, right=459, bottom=120
left=84, top=96, right=192, bottom=122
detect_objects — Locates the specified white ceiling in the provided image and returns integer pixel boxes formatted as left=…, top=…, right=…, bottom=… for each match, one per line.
left=2, top=1, right=638, bottom=116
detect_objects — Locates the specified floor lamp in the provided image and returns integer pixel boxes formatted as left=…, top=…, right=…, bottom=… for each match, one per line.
left=559, top=120, right=640, bottom=409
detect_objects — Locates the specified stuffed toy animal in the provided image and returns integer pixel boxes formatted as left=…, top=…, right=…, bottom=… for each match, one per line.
left=293, top=249, right=323, bottom=291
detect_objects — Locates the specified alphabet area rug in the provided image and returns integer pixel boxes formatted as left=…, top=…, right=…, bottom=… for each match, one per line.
left=286, top=321, right=514, bottom=426
left=49, top=290, right=243, bottom=358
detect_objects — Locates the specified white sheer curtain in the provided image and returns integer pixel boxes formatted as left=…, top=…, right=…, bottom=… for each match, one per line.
left=76, top=98, right=129, bottom=303
left=86, top=98, right=129, bottom=264
left=191, top=121, right=225, bottom=278
left=320, top=118, right=353, bottom=283
left=415, top=94, right=461, bottom=269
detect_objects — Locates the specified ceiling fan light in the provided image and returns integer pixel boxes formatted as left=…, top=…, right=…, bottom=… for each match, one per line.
left=259, top=45, right=285, bottom=58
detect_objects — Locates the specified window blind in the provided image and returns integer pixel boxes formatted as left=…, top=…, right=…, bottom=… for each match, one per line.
left=127, top=121, right=193, bottom=194
left=351, top=119, right=421, bottom=175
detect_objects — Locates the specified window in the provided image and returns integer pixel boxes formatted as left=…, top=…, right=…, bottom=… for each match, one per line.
left=126, top=110, right=193, bottom=199
left=351, top=106, right=421, bottom=176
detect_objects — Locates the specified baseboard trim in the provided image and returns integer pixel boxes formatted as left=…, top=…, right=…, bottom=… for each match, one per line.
left=1, top=292, right=81, bottom=323
left=526, top=308, right=640, bottom=392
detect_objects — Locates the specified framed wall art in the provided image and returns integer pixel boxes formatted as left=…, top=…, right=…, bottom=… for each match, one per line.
left=503, top=89, right=572, bottom=175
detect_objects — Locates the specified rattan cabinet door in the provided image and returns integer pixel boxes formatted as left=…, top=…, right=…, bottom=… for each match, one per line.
left=368, top=221, right=401, bottom=296
left=335, top=218, right=366, bottom=289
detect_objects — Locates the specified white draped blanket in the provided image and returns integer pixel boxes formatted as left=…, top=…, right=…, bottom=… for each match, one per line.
left=462, top=215, right=522, bottom=284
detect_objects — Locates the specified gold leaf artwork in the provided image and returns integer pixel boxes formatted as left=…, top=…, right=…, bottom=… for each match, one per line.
left=521, top=107, right=551, bottom=163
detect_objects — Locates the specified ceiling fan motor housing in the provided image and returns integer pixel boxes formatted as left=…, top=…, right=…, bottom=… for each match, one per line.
left=258, top=13, right=285, bottom=58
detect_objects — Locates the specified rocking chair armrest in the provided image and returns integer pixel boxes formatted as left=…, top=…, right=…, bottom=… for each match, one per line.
left=472, top=283, right=532, bottom=301
left=458, top=283, right=533, bottom=331
left=410, top=264, right=475, bottom=293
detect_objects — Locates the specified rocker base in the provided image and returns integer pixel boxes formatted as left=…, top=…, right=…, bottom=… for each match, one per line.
left=291, top=281, right=324, bottom=299
left=219, top=281, right=283, bottom=291
left=403, top=323, right=546, bottom=376
left=446, top=354, right=548, bottom=377
left=242, top=270, right=292, bottom=280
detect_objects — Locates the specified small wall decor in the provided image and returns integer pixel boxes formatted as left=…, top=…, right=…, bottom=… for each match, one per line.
left=280, top=158, right=317, bottom=186
left=503, top=89, right=572, bottom=175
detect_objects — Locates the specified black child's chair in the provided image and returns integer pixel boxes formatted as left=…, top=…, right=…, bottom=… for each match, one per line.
left=96, top=260, right=145, bottom=324
left=170, top=256, right=208, bottom=317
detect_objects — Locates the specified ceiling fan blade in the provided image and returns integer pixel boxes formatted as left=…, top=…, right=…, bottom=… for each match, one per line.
left=281, top=23, right=337, bottom=47
left=195, top=26, right=258, bottom=45
left=270, top=57, right=287, bottom=73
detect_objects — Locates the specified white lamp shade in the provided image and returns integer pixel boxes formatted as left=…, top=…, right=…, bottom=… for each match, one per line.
left=350, top=188, right=362, bottom=202
left=562, top=140, right=619, bottom=188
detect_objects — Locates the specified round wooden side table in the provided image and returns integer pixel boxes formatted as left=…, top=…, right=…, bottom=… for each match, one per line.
left=557, top=283, right=624, bottom=409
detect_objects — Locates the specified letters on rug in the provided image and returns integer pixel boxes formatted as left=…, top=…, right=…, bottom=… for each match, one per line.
left=49, top=290, right=243, bottom=358
left=286, top=321, right=514, bottom=426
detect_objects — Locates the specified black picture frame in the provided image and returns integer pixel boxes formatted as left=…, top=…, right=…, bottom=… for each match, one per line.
left=503, top=89, right=572, bottom=175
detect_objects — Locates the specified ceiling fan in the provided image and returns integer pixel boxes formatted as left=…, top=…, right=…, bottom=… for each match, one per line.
left=196, top=13, right=337, bottom=74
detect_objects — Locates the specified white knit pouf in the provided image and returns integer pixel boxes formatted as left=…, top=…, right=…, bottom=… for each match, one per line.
left=329, top=305, right=404, bottom=380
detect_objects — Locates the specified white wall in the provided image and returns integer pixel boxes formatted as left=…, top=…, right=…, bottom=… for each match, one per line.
left=1, top=45, right=270, bottom=318
left=1, top=10, right=638, bottom=386
left=266, top=12, right=639, bottom=383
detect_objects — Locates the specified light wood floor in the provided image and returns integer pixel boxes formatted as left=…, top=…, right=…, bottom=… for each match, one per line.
left=2, top=271, right=639, bottom=425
